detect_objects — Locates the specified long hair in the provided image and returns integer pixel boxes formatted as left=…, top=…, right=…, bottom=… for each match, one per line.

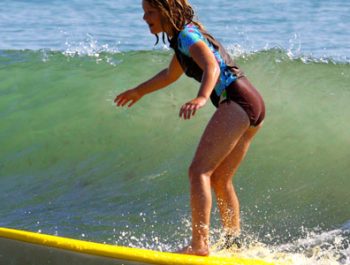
left=145, top=0, right=220, bottom=49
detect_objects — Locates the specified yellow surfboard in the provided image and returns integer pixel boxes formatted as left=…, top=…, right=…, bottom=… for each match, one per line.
left=0, top=227, right=281, bottom=265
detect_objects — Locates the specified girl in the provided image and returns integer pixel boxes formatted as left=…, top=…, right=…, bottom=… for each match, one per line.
left=115, top=0, right=265, bottom=256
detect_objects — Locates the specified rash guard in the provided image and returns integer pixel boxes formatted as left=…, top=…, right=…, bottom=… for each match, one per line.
left=169, top=23, right=244, bottom=107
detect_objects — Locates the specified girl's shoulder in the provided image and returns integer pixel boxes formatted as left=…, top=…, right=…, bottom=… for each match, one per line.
left=177, top=23, right=207, bottom=56
left=180, top=23, right=202, bottom=35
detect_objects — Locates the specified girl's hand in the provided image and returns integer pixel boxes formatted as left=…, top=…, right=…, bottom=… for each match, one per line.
left=179, top=96, right=208, bottom=120
left=114, top=88, right=143, bottom=108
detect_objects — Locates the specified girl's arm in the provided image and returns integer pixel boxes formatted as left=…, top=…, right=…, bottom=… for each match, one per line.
left=114, top=55, right=183, bottom=107
left=179, top=41, right=220, bottom=119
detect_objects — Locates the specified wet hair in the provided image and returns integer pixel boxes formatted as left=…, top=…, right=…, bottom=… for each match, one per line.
left=144, top=0, right=220, bottom=49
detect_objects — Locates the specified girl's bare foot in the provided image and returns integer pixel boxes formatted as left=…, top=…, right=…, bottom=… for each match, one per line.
left=177, top=244, right=209, bottom=256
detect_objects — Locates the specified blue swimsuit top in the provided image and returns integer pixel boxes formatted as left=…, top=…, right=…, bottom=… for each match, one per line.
left=169, top=23, right=243, bottom=106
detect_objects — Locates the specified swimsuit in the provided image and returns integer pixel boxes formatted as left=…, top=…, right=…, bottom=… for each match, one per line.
left=169, top=23, right=265, bottom=127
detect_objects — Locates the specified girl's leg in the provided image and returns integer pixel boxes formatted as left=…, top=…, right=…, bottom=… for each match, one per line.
left=211, top=124, right=262, bottom=236
left=179, top=101, right=250, bottom=256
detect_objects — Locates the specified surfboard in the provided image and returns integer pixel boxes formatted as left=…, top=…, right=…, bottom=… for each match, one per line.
left=0, top=227, right=279, bottom=265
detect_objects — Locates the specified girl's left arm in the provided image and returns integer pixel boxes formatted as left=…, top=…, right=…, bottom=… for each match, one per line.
left=179, top=41, right=220, bottom=119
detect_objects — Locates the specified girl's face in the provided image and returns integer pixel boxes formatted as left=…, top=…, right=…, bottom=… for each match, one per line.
left=142, top=0, right=163, bottom=34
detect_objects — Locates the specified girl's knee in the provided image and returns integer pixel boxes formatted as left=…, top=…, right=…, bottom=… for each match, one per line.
left=211, top=176, right=232, bottom=192
left=188, top=163, right=210, bottom=185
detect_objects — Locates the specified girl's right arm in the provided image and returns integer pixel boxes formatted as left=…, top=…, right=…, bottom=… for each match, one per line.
left=114, top=55, right=183, bottom=107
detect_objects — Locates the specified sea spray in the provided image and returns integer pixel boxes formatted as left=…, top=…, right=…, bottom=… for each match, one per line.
left=1, top=49, right=349, bottom=264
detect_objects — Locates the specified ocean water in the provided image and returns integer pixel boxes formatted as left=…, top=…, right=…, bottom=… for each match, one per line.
left=0, top=1, right=350, bottom=264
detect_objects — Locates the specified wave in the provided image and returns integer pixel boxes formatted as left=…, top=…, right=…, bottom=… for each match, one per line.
left=0, top=48, right=349, bottom=264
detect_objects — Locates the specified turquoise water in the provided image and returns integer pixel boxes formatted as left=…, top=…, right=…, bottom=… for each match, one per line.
left=1, top=0, right=350, bottom=264
left=1, top=49, right=349, bottom=263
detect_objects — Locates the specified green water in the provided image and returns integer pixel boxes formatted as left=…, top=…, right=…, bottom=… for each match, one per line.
left=0, top=50, right=349, bottom=261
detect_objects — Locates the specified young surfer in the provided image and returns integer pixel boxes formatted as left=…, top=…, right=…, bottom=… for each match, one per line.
left=115, top=0, right=265, bottom=256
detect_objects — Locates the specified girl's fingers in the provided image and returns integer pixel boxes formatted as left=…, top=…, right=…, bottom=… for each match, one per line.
left=115, top=89, right=141, bottom=108
left=180, top=104, right=190, bottom=119
left=116, top=97, right=125, bottom=106
left=179, top=103, right=198, bottom=120
left=115, top=94, right=131, bottom=107
left=128, top=99, right=137, bottom=108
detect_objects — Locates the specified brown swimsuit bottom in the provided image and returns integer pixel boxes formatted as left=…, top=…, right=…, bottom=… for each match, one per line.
left=211, top=76, right=266, bottom=127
